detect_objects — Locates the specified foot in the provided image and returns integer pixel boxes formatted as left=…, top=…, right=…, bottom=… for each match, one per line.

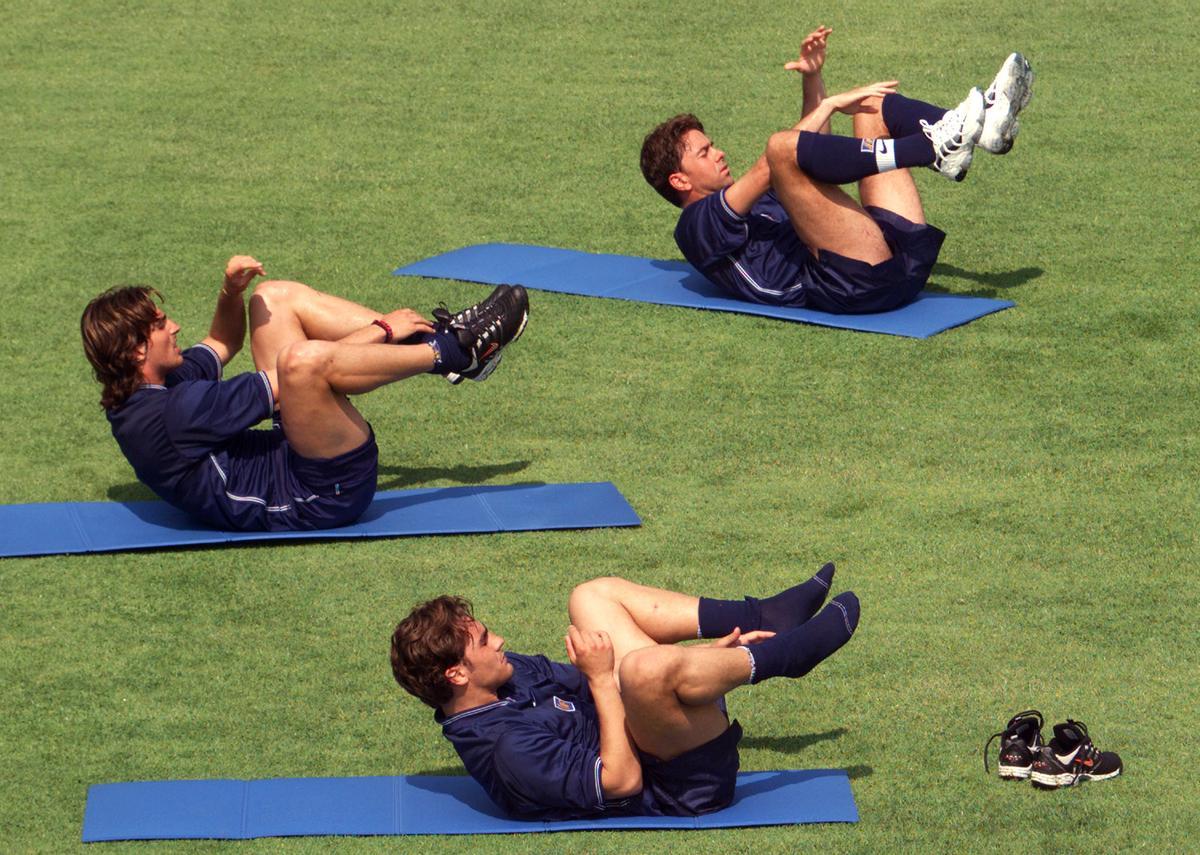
left=921, top=87, right=986, bottom=181
left=1031, top=720, right=1123, bottom=789
left=434, top=285, right=529, bottom=384
left=756, top=562, right=836, bottom=631
left=746, top=591, right=859, bottom=683
left=983, top=709, right=1045, bottom=780
left=979, top=53, right=1034, bottom=154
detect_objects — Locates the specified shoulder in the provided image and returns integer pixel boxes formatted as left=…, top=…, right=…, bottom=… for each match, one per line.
left=168, top=344, right=223, bottom=385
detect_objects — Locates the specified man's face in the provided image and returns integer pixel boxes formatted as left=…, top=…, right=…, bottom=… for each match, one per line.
left=456, top=619, right=514, bottom=692
left=140, top=310, right=184, bottom=378
left=674, top=129, right=733, bottom=199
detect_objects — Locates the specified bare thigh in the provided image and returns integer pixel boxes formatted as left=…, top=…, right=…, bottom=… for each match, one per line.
left=618, top=646, right=730, bottom=760
left=567, top=577, right=700, bottom=670
left=250, top=280, right=384, bottom=373
left=277, top=340, right=372, bottom=460
left=766, top=130, right=892, bottom=265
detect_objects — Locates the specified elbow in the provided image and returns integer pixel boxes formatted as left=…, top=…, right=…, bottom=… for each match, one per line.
left=603, top=765, right=643, bottom=800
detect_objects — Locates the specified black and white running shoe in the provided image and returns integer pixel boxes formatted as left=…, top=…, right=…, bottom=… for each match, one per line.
left=979, top=52, right=1035, bottom=154
left=1031, top=719, right=1123, bottom=789
left=434, top=285, right=529, bottom=384
left=984, top=709, right=1046, bottom=780
left=921, top=87, right=986, bottom=182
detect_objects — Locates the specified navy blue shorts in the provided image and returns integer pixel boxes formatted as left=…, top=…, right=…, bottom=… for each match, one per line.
left=804, top=206, right=946, bottom=314
left=273, top=430, right=379, bottom=531
left=637, top=719, right=742, bottom=816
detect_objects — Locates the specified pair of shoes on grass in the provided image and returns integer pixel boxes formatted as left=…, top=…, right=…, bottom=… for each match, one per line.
left=984, top=709, right=1123, bottom=789
left=925, top=51, right=1036, bottom=181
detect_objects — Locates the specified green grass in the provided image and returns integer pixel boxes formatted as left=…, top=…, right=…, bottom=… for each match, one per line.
left=2, top=0, right=1198, bottom=851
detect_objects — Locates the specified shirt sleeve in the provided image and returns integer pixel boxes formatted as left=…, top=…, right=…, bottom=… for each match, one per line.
left=162, top=371, right=275, bottom=458
left=166, top=344, right=223, bottom=384
left=675, top=188, right=750, bottom=269
left=492, top=723, right=606, bottom=816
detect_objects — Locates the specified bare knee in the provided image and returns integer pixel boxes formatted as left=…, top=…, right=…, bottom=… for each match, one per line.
left=569, top=576, right=626, bottom=620
left=619, top=646, right=680, bottom=699
left=251, top=279, right=310, bottom=312
left=765, top=130, right=801, bottom=173
left=277, top=339, right=333, bottom=385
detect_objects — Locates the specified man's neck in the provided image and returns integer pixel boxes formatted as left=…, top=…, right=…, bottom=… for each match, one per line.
left=441, top=685, right=501, bottom=718
left=139, top=365, right=167, bottom=386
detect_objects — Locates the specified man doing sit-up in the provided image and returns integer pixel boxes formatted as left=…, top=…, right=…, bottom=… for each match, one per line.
left=390, top=567, right=859, bottom=819
left=640, top=27, right=1034, bottom=313
left=81, top=256, right=528, bottom=531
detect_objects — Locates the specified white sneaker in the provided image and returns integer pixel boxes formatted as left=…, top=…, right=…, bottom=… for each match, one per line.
left=921, top=87, right=986, bottom=182
left=979, top=53, right=1035, bottom=154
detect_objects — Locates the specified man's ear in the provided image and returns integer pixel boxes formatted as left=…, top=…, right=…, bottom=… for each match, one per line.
left=668, top=171, right=692, bottom=194
left=133, top=341, right=147, bottom=366
left=444, top=663, right=468, bottom=687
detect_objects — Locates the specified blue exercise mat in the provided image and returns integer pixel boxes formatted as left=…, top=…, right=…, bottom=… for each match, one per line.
left=0, top=482, right=639, bottom=558
left=393, top=243, right=1013, bottom=338
left=82, top=770, right=857, bottom=840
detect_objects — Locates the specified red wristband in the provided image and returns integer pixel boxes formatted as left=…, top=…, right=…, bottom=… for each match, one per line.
left=371, top=318, right=393, bottom=343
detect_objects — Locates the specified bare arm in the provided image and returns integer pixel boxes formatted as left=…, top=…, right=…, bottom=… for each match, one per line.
left=201, top=255, right=264, bottom=365
left=724, top=28, right=857, bottom=215
left=785, top=26, right=833, bottom=133
left=723, top=81, right=896, bottom=215
left=566, top=626, right=642, bottom=799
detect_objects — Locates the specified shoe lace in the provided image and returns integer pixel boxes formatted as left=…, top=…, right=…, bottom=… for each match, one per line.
left=982, top=709, right=1044, bottom=773
left=920, top=108, right=964, bottom=151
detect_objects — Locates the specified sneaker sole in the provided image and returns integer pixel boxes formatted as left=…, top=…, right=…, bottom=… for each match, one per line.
left=1031, top=768, right=1121, bottom=789
left=980, top=54, right=1034, bottom=154
left=998, top=764, right=1032, bottom=780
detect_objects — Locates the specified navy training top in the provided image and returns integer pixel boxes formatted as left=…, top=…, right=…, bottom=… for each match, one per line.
left=106, top=344, right=284, bottom=530
left=674, top=187, right=812, bottom=306
left=437, top=652, right=641, bottom=821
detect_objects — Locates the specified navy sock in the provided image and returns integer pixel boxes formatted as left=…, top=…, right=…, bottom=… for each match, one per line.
left=744, top=592, right=860, bottom=684
left=698, top=563, right=836, bottom=637
left=407, top=330, right=470, bottom=374
left=795, top=131, right=934, bottom=184
left=881, top=92, right=947, bottom=138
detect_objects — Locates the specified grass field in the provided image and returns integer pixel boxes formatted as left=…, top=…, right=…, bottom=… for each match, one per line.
left=2, top=0, right=1198, bottom=851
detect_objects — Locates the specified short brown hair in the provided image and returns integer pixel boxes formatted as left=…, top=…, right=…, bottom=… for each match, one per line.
left=81, top=286, right=163, bottom=410
left=390, top=596, right=475, bottom=708
left=640, top=113, right=705, bottom=207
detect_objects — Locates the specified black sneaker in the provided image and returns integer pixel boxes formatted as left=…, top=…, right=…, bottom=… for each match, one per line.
left=1031, top=719, right=1123, bottom=789
left=433, top=285, right=529, bottom=384
left=983, top=709, right=1045, bottom=780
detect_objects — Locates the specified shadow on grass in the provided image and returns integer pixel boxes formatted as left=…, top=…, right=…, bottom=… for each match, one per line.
left=378, top=459, right=531, bottom=489
left=924, top=263, right=1043, bottom=298
left=412, top=765, right=469, bottom=776
left=106, top=481, right=157, bottom=502
left=741, top=727, right=847, bottom=754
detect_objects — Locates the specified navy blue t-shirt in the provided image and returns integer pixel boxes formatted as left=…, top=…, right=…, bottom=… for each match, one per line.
left=675, top=188, right=813, bottom=306
left=438, top=653, right=632, bottom=820
left=106, top=344, right=286, bottom=530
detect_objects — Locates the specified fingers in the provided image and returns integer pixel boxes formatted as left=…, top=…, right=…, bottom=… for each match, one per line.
left=225, top=255, right=264, bottom=277
left=566, top=624, right=611, bottom=652
left=710, top=628, right=742, bottom=648
left=737, top=630, right=777, bottom=645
